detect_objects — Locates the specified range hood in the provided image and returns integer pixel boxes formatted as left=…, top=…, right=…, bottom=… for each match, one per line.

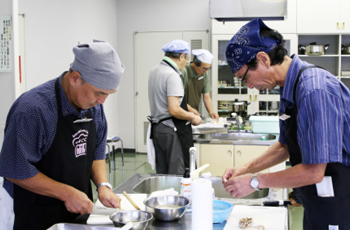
left=209, top=0, right=287, bottom=22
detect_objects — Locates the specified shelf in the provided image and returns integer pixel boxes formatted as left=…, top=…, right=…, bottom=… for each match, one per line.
left=299, top=54, right=339, bottom=57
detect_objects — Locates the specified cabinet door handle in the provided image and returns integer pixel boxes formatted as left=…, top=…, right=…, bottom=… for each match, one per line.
left=227, top=150, right=232, bottom=157
left=337, top=22, right=339, bottom=30
left=343, top=22, right=345, bottom=30
left=236, top=150, right=242, bottom=158
left=254, top=95, right=258, bottom=102
left=249, top=94, right=252, bottom=102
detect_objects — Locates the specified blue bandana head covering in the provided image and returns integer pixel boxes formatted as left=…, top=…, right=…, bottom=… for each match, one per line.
left=225, top=18, right=282, bottom=74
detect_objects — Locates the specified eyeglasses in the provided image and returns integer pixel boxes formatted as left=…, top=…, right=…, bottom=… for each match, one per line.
left=201, top=67, right=211, bottom=72
left=240, top=66, right=250, bottom=83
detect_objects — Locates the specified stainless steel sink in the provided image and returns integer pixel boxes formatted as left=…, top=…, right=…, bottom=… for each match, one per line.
left=132, top=176, right=268, bottom=199
left=193, top=132, right=276, bottom=143
left=194, top=132, right=276, bottom=141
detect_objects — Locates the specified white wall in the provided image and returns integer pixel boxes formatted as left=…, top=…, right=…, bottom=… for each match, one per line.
left=18, top=0, right=119, bottom=137
left=116, top=0, right=211, bottom=149
left=3, top=0, right=212, bottom=150
left=0, top=0, right=16, bottom=148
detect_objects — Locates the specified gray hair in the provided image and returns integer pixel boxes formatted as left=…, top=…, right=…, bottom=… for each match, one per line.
left=165, top=52, right=189, bottom=59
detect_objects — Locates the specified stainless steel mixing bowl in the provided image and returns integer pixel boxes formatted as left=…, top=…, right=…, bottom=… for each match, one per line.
left=143, top=195, right=190, bottom=221
left=109, top=210, right=153, bottom=230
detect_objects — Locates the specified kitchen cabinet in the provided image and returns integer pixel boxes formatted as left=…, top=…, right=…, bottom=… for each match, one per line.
left=211, top=34, right=297, bottom=117
left=199, top=144, right=284, bottom=177
left=298, top=34, right=350, bottom=90
left=297, top=0, right=350, bottom=34
left=234, top=145, right=269, bottom=173
left=200, top=144, right=234, bottom=177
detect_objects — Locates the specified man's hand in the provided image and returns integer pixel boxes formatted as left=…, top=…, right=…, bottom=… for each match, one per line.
left=98, top=187, right=121, bottom=209
left=187, top=104, right=201, bottom=116
left=222, top=166, right=248, bottom=183
left=223, top=173, right=256, bottom=198
left=209, top=112, right=219, bottom=121
left=63, top=186, right=94, bottom=215
left=190, top=115, right=202, bottom=126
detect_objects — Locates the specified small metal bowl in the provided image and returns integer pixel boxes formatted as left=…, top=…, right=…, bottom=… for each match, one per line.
left=109, top=210, right=153, bottom=230
left=143, top=195, right=190, bottom=221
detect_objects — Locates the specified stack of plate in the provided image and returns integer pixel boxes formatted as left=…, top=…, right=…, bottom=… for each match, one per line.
left=218, top=101, right=231, bottom=111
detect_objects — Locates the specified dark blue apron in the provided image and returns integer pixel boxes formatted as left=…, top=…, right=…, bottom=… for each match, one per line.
left=13, top=78, right=96, bottom=230
left=285, top=66, right=350, bottom=229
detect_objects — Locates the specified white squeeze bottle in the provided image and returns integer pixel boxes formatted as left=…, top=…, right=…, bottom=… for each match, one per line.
left=202, top=172, right=215, bottom=199
left=181, top=168, right=192, bottom=200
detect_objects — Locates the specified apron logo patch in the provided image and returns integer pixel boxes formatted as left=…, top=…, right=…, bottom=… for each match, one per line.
left=72, top=129, right=89, bottom=158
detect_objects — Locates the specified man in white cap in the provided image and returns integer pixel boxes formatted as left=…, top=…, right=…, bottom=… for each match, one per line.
left=0, top=40, right=124, bottom=230
left=148, top=40, right=202, bottom=175
left=181, top=49, right=219, bottom=120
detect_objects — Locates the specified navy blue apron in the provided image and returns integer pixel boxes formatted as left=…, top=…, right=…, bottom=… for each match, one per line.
left=285, top=66, right=350, bottom=229
left=13, top=78, right=96, bottom=230
left=148, top=60, right=194, bottom=168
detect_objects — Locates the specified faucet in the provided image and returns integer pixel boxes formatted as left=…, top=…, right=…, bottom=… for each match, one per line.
left=231, top=112, right=243, bottom=131
left=189, top=147, right=196, bottom=173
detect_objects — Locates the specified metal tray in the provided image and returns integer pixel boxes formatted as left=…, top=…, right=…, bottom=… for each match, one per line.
left=47, top=223, right=120, bottom=230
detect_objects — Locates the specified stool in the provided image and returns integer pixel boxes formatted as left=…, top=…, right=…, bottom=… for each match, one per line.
left=107, top=135, right=124, bottom=182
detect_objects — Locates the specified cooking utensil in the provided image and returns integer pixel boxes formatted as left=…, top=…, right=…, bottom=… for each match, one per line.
left=190, top=163, right=210, bottom=180
left=299, top=42, right=329, bottom=55
left=342, top=44, right=350, bottom=54
left=123, top=191, right=141, bottom=210
left=91, top=204, right=119, bottom=215
left=213, top=200, right=234, bottom=224
left=143, top=195, right=190, bottom=221
left=223, top=99, right=250, bottom=113
left=121, top=221, right=134, bottom=230
left=110, top=210, right=153, bottom=230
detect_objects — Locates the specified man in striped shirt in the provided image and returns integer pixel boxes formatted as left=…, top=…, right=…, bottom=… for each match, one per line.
left=222, top=18, right=350, bottom=230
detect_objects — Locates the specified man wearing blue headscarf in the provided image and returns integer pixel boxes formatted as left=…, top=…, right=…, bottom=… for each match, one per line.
left=222, top=18, right=350, bottom=229
left=148, top=40, right=202, bottom=174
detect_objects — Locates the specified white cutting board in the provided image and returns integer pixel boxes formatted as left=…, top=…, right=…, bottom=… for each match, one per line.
left=87, top=193, right=147, bottom=225
left=224, top=205, right=287, bottom=230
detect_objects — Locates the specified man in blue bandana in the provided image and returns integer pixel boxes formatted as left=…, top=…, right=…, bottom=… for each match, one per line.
left=222, top=18, right=350, bottom=229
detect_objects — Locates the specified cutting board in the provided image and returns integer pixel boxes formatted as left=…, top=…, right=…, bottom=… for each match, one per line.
left=224, top=205, right=287, bottom=230
left=87, top=193, right=148, bottom=225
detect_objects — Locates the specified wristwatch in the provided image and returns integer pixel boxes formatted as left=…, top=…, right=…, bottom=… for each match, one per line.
left=250, top=173, right=261, bottom=191
left=96, top=182, right=113, bottom=191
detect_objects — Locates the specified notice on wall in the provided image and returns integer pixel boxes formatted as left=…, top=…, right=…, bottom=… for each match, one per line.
left=0, top=16, right=12, bottom=72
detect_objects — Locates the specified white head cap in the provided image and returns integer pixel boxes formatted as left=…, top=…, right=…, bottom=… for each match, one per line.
left=192, top=49, right=214, bottom=64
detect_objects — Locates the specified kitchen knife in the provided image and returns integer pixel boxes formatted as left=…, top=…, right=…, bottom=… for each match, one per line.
left=91, top=205, right=119, bottom=215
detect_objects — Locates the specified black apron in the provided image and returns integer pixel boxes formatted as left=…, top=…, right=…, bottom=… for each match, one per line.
left=13, top=78, right=96, bottom=230
left=285, top=66, right=350, bottom=229
left=148, top=60, right=194, bottom=168
left=184, top=65, right=205, bottom=111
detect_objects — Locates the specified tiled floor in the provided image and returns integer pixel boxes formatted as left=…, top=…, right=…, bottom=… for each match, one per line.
left=100, top=152, right=303, bottom=230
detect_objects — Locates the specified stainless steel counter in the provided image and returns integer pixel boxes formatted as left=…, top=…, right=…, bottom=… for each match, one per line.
left=48, top=173, right=289, bottom=230
left=193, top=132, right=278, bottom=146
left=112, top=173, right=289, bottom=230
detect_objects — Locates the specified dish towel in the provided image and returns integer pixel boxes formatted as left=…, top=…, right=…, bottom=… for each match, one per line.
left=146, top=123, right=156, bottom=170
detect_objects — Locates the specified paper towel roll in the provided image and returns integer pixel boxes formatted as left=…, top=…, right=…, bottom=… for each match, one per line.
left=191, top=178, right=213, bottom=230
